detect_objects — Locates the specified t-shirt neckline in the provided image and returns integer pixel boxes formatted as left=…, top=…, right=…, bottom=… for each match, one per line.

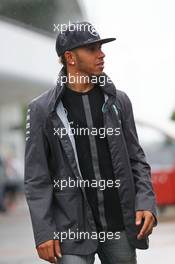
left=65, top=84, right=98, bottom=96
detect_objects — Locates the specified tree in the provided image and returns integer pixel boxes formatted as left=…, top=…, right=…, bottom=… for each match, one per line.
left=170, top=110, right=175, bottom=122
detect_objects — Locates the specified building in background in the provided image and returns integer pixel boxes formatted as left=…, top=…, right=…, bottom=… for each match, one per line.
left=0, top=0, right=86, bottom=178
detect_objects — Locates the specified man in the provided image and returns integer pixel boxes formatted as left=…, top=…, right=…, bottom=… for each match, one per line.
left=24, top=22, right=157, bottom=264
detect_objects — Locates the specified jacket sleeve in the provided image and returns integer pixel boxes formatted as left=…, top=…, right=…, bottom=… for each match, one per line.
left=120, top=92, right=157, bottom=225
left=24, top=101, right=56, bottom=247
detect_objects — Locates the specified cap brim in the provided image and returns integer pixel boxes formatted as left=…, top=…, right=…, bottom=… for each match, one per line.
left=68, top=38, right=116, bottom=52
left=96, top=38, right=116, bottom=44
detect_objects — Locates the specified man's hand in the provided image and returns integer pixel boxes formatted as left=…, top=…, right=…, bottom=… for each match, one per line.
left=136, top=210, right=155, bottom=240
left=36, top=239, right=62, bottom=263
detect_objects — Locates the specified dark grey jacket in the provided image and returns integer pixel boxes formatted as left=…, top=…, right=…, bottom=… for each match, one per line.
left=24, top=67, right=157, bottom=254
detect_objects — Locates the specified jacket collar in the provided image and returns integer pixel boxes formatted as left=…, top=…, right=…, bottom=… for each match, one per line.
left=48, top=66, right=117, bottom=114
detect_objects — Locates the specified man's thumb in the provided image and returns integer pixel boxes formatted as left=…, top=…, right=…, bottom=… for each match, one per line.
left=135, top=211, right=143, bottom=225
left=54, top=240, right=62, bottom=258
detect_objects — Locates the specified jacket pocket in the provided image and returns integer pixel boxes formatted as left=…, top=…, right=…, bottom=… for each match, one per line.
left=53, top=188, right=86, bottom=238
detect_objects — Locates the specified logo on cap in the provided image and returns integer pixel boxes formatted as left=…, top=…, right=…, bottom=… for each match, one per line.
left=89, top=25, right=99, bottom=37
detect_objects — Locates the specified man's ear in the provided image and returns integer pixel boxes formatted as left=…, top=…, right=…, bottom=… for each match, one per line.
left=64, top=51, right=75, bottom=66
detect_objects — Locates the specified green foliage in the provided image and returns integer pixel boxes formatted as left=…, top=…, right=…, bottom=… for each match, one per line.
left=170, top=110, right=175, bottom=122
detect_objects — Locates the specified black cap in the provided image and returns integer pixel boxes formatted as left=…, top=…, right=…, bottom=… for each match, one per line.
left=55, top=21, right=116, bottom=57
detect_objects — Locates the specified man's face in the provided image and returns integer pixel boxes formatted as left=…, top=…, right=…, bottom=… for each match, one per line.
left=72, top=42, right=105, bottom=76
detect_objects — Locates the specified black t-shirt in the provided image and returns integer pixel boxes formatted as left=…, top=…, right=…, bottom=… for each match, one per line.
left=61, top=84, right=124, bottom=232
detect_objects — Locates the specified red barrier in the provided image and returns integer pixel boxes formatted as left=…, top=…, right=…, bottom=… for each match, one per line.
left=152, top=167, right=175, bottom=205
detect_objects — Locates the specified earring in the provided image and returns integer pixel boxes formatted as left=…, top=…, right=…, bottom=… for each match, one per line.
left=72, top=61, right=75, bottom=65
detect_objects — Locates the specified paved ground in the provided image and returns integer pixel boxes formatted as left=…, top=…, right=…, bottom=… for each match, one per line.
left=0, top=195, right=174, bottom=264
